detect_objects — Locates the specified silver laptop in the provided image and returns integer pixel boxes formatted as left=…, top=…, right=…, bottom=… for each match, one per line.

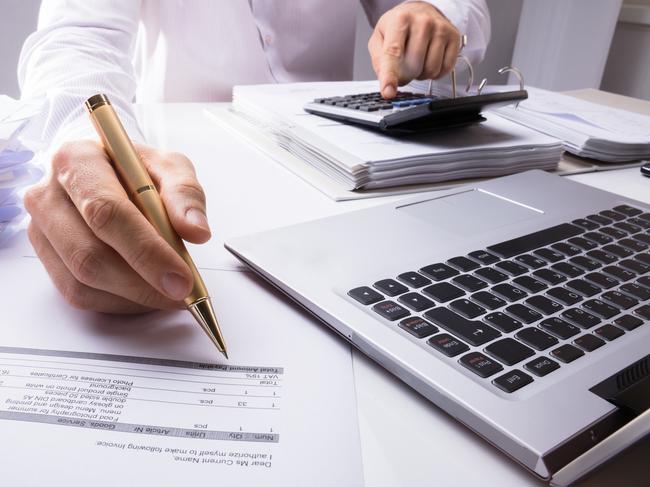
left=225, top=170, right=650, bottom=485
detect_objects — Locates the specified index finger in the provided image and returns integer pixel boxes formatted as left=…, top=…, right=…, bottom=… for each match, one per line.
left=52, top=141, right=193, bottom=301
left=377, top=14, right=410, bottom=98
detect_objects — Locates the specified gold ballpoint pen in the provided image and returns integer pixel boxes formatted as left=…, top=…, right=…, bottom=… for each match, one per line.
left=85, top=94, right=228, bottom=359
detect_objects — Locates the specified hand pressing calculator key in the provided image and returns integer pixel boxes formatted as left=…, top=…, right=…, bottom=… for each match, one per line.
left=304, top=89, right=527, bottom=135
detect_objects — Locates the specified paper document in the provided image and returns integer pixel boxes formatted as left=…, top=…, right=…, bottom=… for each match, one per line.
left=0, top=256, right=363, bottom=486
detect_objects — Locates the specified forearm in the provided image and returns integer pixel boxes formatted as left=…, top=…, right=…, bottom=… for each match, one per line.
left=18, top=0, right=143, bottom=148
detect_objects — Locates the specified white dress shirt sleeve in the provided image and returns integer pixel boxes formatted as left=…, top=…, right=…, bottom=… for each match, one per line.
left=18, top=0, right=144, bottom=149
left=361, top=0, right=491, bottom=67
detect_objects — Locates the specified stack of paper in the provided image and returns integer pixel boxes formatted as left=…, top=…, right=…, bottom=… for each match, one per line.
left=0, top=96, right=44, bottom=245
left=495, top=86, right=650, bottom=162
left=230, top=81, right=562, bottom=190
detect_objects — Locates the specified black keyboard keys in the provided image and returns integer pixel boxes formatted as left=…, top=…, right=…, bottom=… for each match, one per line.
left=572, top=218, right=599, bottom=231
left=551, top=242, right=582, bottom=257
left=487, top=223, right=583, bottom=258
left=573, top=334, right=605, bottom=352
left=492, top=283, right=528, bottom=302
left=515, top=327, right=558, bottom=350
left=534, top=248, right=565, bottom=263
left=449, top=299, right=486, bottom=319
left=422, top=282, right=465, bottom=303
left=561, top=308, right=601, bottom=329
left=374, top=279, right=408, bottom=296
left=552, top=262, right=584, bottom=278
left=474, top=267, right=509, bottom=284
left=525, top=356, right=560, bottom=377
left=601, top=291, right=638, bottom=310
left=569, top=256, right=601, bottom=271
left=613, top=314, right=644, bottom=331
left=493, top=370, right=533, bottom=393
left=603, top=244, right=633, bottom=259
left=471, top=291, right=507, bottom=310
left=602, top=265, right=635, bottom=282
left=514, top=254, right=546, bottom=269
left=397, top=271, right=431, bottom=288
left=398, top=292, right=436, bottom=311
left=551, top=344, right=584, bottom=363
left=584, top=272, right=619, bottom=290
left=419, top=263, right=459, bottom=281
left=635, top=305, right=650, bottom=320
left=587, top=249, right=617, bottom=265
left=533, top=269, right=567, bottom=285
left=452, top=274, right=488, bottom=292
left=468, top=250, right=499, bottom=265
left=424, top=307, right=500, bottom=346
left=495, top=260, right=528, bottom=276
left=447, top=256, right=480, bottom=272
left=513, top=275, right=548, bottom=293
left=546, top=287, right=582, bottom=306
left=619, top=283, right=650, bottom=300
left=582, top=299, right=619, bottom=319
left=594, top=324, right=625, bottom=341
left=459, top=352, right=503, bottom=378
left=399, top=317, right=438, bottom=338
left=539, top=317, right=580, bottom=339
left=620, top=258, right=650, bottom=274
left=584, top=231, right=614, bottom=245
left=525, top=295, right=563, bottom=315
left=349, top=286, right=383, bottom=305
left=613, top=205, right=643, bottom=217
left=427, top=333, right=469, bottom=357
left=485, top=338, right=534, bottom=365
left=373, top=301, right=410, bottom=321
left=568, top=237, right=598, bottom=251
left=506, top=304, right=543, bottom=324
left=565, top=279, right=601, bottom=297
left=484, top=312, right=523, bottom=333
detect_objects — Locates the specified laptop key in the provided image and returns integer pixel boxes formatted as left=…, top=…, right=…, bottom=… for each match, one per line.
left=600, top=291, right=638, bottom=310
left=614, top=222, right=643, bottom=234
left=551, top=344, right=584, bottom=363
left=533, top=269, right=567, bottom=285
left=487, top=223, right=583, bottom=259
left=399, top=317, right=438, bottom=338
left=447, top=256, right=480, bottom=272
left=632, top=234, right=650, bottom=245
left=619, top=283, right=650, bottom=300
left=525, top=356, right=560, bottom=377
left=513, top=275, right=548, bottom=293
left=459, top=352, right=503, bottom=378
left=565, top=279, right=601, bottom=297
left=546, top=287, right=582, bottom=306
left=534, top=248, right=565, bottom=263
left=373, top=301, right=410, bottom=321
left=525, top=295, right=563, bottom=315
left=506, top=304, right=543, bottom=324
left=629, top=217, right=650, bottom=229
left=449, top=299, right=486, bottom=319
left=422, top=282, right=465, bottom=303
left=602, top=244, right=633, bottom=259
left=493, top=370, right=533, bottom=393
left=492, top=283, right=528, bottom=302
left=594, top=324, right=625, bottom=341
left=398, top=292, right=436, bottom=312
left=634, top=305, right=650, bottom=320
left=568, top=237, right=598, bottom=251
left=614, top=314, right=644, bottom=331
left=483, top=312, right=523, bottom=332
left=495, top=260, right=529, bottom=277
left=474, top=267, right=509, bottom=284
left=424, top=307, right=501, bottom=346
left=349, top=286, right=383, bottom=305
left=540, top=317, right=580, bottom=339
left=420, top=263, right=459, bottom=281
left=635, top=253, right=650, bottom=265
left=485, top=338, right=535, bottom=365
left=573, top=334, right=605, bottom=352
left=582, top=299, right=620, bottom=319
left=515, top=327, right=558, bottom=350
left=600, top=209, right=626, bottom=222
left=471, top=291, right=507, bottom=310
left=397, top=271, right=431, bottom=288
left=599, top=227, right=627, bottom=240
left=562, top=308, right=601, bottom=329
left=586, top=249, right=618, bottom=265
left=427, top=333, right=469, bottom=357
left=613, top=205, right=643, bottom=217
left=572, top=218, right=599, bottom=231
left=584, top=272, right=619, bottom=290
left=620, top=259, right=650, bottom=274
left=467, top=250, right=500, bottom=265
left=586, top=214, right=612, bottom=226
left=569, top=256, right=601, bottom=271
left=638, top=276, right=650, bottom=288
left=551, top=242, right=582, bottom=257
left=452, top=274, right=488, bottom=292
left=515, top=254, right=546, bottom=269
left=602, top=265, right=635, bottom=282
left=583, top=231, right=614, bottom=245
left=374, top=279, right=409, bottom=296
left=552, top=262, right=585, bottom=278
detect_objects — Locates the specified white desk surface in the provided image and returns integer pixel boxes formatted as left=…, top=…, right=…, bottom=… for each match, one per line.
left=5, top=99, right=646, bottom=486
left=131, top=101, right=650, bottom=486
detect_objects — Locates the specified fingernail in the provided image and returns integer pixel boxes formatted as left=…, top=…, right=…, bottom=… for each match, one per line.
left=382, top=84, right=396, bottom=98
left=162, top=272, right=191, bottom=300
left=186, top=208, right=210, bottom=233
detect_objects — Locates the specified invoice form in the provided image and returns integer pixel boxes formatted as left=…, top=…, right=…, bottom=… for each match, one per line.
left=0, top=256, right=363, bottom=486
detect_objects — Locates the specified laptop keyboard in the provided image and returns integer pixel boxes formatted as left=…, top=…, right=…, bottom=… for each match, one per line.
left=348, top=205, right=650, bottom=394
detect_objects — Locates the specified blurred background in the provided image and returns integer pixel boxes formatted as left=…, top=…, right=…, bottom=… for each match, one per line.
left=2, top=0, right=649, bottom=100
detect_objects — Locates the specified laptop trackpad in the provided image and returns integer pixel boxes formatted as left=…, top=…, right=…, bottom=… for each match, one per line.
left=398, top=189, right=543, bottom=237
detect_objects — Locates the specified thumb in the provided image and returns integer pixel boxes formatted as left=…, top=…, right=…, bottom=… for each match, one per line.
left=380, top=61, right=399, bottom=99
left=142, top=148, right=212, bottom=244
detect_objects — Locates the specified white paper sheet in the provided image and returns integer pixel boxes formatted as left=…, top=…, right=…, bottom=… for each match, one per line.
left=0, top=256, right=363, bottom=487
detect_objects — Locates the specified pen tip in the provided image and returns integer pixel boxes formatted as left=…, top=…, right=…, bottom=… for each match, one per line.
left=222, top=349, right=229, bottom=360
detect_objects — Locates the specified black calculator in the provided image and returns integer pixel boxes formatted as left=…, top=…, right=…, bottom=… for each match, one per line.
left=304, top=90, right=527, bottom=134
